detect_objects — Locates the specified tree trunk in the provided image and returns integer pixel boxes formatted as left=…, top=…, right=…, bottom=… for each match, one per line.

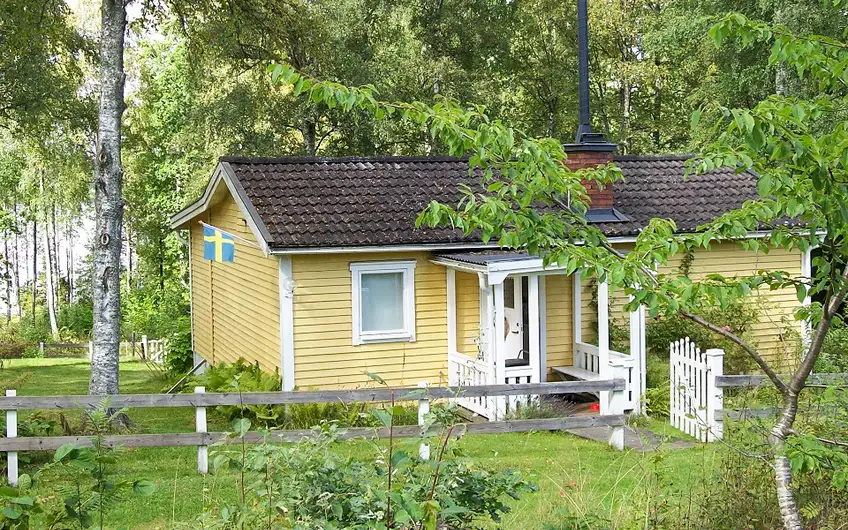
left=304, top=118, right=316, bottom=156
left=43, top=216, right=59, bottom=339
left=13, top=202, right=20, bottom=319
left=31, top=219, right=36, bottom=324
left=40, top=175, right=59, bottom=338
left=4, top=234, right=10, bottom=322
left=771, top=395, right=802, bottom=530
left=67, top=221, right=73, bottom=305
left=51, top=203, right=59, bottom=312
left=619, top=83, right=632, bottom=153
left=89, top=0, right=127, bottom=397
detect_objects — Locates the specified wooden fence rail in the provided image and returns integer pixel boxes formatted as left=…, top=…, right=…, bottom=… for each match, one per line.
left=0, top=380, right=624, bottom=410
left=715, top=373, right=848, bottom=388
left=699, top=370, right=848, bottom=437
left=1, top=379, right=628, bottom=485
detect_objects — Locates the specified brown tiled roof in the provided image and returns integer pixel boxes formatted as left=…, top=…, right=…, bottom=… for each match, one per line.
left=221, top=154, right=759, bottom=250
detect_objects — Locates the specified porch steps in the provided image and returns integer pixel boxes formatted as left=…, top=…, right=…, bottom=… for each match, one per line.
left=551, top=366, right=600, bottom=381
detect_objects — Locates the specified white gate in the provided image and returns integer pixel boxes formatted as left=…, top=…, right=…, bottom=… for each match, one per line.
left=669, top=338, right=724, bottom=442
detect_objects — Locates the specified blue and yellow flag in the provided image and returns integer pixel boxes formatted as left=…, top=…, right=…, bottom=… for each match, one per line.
left=203, top=225, right=235, bottom=263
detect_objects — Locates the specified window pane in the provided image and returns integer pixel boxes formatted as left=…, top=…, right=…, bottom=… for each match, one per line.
left=361, top=272, right=404, bottom=332
left=503, top=278, right=515, bottom=309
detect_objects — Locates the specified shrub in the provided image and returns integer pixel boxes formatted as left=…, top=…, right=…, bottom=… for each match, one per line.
left=815, top=324, right=848, bottom=372
left=643, top=383, right=670, bottom=419
left=192, top=358, right=418, bottom=429
left=201, top=418, right=535, bottom=529
left=0, top=343, right=27, bottom=360
left=164, top=323, right=193, bottom=378
left=645, top=300, right=761, bottom=374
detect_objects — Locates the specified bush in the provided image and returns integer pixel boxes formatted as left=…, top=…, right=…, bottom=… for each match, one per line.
left=164, top=323, right=193, bottom=377
left=0, top=342, right=27, bottom=360
left=122, top=285, right=189, bottom=340
left=201, top=421, right=535, bottom=529
left=645, top=301, right=761, bottom=374
left=192, top=359, right=418, bottom=429
left=643, top=383, right=670, bottom=419
left=815, top=325, right=848, bottom=372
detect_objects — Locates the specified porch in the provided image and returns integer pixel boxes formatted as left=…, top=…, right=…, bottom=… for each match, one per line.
left=433, top=252, right=647, bottom=420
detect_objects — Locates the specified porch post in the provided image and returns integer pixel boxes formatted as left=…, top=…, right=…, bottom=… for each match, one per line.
left=446, top=268, right=457, bottom=354
left=598, top=279, right=611, bottom=414
left=493, top=279, right=507, bottom=419
left=629, top=294, right=647, bottom=414
left=528, top=274, right=541, bottom=383
left=572, top=270, right=582, bottom=368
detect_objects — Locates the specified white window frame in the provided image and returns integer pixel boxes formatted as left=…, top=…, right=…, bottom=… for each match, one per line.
left=350, top=260, right=417, bottom=346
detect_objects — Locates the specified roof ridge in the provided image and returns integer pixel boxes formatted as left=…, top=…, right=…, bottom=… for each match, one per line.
left=221, top=155, right=467, bottom=165
left=614, top=154, right=694, bottom=161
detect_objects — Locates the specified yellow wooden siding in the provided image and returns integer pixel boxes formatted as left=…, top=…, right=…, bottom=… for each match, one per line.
left=657, top=243, right=802, bottom=363
left=292, top=252, right=448, bottom=388
left=544, top=274, right=574, bottom=374
left=455, top=272, right=480, bottom=356
left=189, top=195, right=281, bottom=373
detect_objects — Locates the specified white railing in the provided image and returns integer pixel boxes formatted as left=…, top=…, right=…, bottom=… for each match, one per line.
left=447, top=351, right=493, bottom=418
left=669, top=337, right=724, bottom=442
left=504, top=365, right=535, bottom=412
left=574, top=342, right=637, bottom=412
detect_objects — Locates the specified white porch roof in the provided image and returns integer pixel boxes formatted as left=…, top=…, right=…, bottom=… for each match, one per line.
left=431, top=251, right=565, bottom=284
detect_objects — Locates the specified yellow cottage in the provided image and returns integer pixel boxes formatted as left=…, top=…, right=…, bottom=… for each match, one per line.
left=170, top=148, right=808, bottom=419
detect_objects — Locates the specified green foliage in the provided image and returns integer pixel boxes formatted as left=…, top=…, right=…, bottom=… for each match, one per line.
left=164, top=323, right=193, bottom=378
left=643, top=384, right=671, bottom=420
left=122, top=285, right=189, bottom=340
left=193, top=359, right=418, bottom=429
left=0, top=479, right=40, bottom=529
left=645, top=301, right=761, bottom=374
left=34, top=401, right=155, bottom=529
left=815, top=325, right=848, bottom=372
left=200, top=409, right=534, bottom=529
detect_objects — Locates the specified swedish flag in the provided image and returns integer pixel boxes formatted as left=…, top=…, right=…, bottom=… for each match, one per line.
left=203, top=225, right=235, bottom=263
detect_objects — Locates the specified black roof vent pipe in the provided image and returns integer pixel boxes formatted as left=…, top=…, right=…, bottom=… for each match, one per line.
left=574, top=0, right=613, bottom=146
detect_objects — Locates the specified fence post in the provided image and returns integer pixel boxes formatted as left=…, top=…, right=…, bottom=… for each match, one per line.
left=87, top=341, right=93, bottom=361
left=141, top=335, right=148, bottom=360
left=6, top=390, right=18, bottom=486
left=195, top=386, right=208, bottom=474
left=607, top=359, right=626, bottom=451
left=39, top=342, right=44, bottom=357
left=705, top=348, right=724, bottom=441
left=417, top=381, right=430, bottom=460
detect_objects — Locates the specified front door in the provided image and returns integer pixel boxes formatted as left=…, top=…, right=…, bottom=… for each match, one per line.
left=502, top=276, right=528, bottom=365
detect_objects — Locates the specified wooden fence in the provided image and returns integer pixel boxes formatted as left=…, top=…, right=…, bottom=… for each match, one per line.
left=37, top=336, right=168, bottom=362
left=0, top=379, right=628, bottom=486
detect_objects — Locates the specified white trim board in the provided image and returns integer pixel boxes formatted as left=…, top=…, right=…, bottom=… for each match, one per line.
left=278, top=256, right=296, bottom=391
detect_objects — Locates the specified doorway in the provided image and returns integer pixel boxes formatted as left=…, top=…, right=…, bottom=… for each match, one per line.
left=503, top=276, right=530, bottom=367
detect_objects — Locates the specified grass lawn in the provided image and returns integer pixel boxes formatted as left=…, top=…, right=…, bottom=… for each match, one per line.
left=1, top=358, right=717, bottom=529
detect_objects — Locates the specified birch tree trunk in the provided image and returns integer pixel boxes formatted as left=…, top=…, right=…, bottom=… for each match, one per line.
left=40, top=175, right=59, bottom=338
left=89, top=0, right=127, bottom=396
left=4, top=234, right=10, bottom=322
left=43, top=220, right=58, bottom=339
left=31, top=220, right=36, bottom=324
left=13, top=203, right=20, bottom=319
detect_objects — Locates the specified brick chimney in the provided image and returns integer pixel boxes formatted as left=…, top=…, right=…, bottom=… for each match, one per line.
left=564, top=147, right=616, bottom=208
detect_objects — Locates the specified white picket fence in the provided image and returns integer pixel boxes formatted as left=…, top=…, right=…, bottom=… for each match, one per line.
left=140, top=335, right=168, bottom=364
left=669, top=337, right=724, bottom=442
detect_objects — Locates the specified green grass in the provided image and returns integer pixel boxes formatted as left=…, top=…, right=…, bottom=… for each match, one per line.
left=0, top=358, right=717, bottom=529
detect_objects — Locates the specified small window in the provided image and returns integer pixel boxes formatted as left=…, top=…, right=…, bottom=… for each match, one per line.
left=350, top=261, right=416, bottom=345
